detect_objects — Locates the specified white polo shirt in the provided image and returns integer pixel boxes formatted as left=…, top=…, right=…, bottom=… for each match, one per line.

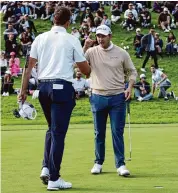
left=30, top=26, right=86, bottom=82
left=152, top=69, right=170, bottom=85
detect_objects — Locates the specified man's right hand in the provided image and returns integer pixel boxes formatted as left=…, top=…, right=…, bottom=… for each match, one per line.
left=84, top=38, right=94, bottom=49
left=17, top=90, right=27, bottom=103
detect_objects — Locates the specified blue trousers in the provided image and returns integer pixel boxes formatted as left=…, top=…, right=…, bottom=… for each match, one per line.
left=89, top=93, right=126, bottom=168
left=38, top=80, right=75, bottom=181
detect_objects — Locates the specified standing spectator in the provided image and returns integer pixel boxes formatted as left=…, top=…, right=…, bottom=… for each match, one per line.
left=166, top=32, right=176, bottom=55
left=134, top=74, right=153, bottom=101
left=9, top=52, right=20, bottom=77
left=18, top=6, right=90, bottom=190
left=151, top=65, right=173, bottom=100
left=84, top=25, right=137, bottom=176
left=110, top=3, right=121, bottom=24
left=1, top=70, right=14, bottom=96
left=101, top=14, right=111, bottom=28
left=141, top=28, right=158, bottom=72
left=158, top=7, right=172, bottom=32
left=133, top=28, right=144, bottom=58
left=5, top=33, right=19, bottom=58
left=0, top=51, right=8, bottom=76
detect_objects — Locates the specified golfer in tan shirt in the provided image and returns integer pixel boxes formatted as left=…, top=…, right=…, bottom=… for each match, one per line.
left=84, top=25, right=137, bottom=176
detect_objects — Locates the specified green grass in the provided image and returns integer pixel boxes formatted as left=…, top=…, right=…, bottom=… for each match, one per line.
left=2, top=124, right=178, bottom=193
left=1, top=6, right=178, bottom=125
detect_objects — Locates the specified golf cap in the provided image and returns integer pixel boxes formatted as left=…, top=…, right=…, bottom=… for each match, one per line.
left=5, top=70, right=11, bottom=75
left=96, top=25, right=112, bottom=36
left=163, top=7, right=168, bottom=12
left=86, top=7, right=90, bottom=10
left=136, top=28, right=141, bottom=32
left=140, top=74, right=146, bottom=79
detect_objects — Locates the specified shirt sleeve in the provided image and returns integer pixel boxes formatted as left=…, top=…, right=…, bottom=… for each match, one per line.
left=73, top=38, right=86, bottom=62
left=123, top=51, right=137, bottom=82
left=30, top=35, right=39, bottom=59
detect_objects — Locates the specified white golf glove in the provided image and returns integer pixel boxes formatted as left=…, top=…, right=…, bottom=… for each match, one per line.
left=32, top=90, right=39, bottom=99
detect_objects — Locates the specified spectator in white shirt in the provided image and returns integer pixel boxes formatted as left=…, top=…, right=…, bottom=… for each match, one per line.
left=151, top=65, right=174, bottom=100
left=0, top=51, right=8, bottom=76
left=124, top=3, right=138, bottom=21
left=72, top=71, right=88, bottom=99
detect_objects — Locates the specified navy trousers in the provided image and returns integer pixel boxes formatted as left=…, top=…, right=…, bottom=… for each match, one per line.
left=38, top=80, right=75, bottom=181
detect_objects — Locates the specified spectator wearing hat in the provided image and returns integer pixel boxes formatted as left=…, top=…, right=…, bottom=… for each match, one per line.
left=133, top=28, right=144, bottom=58
left=1, top=70, right=14, bottom=96
left=134, top=74, right=153, bottom=101
left=110, top=3, right=121, bottom=24
left=9, top=52, right=20, bottom=77
left=5, top=33, right=19, bottom=58
left=155, top=33, right=163, bottom=58
left=72, top=71, right=89, bottom=99
left=0, top=51, right=8, bottom=76
left=158, top=7, right=172, bottom=32
left=140, top=6, right=151, bottom=27
left=101, top=14, right=111, bottom=28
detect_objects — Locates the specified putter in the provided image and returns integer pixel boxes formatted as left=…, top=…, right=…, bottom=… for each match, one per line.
left=126, top=101, right=132, bottom=161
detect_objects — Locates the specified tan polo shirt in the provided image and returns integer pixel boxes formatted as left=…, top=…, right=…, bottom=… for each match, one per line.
left=85, top=44, right=137, bottom=96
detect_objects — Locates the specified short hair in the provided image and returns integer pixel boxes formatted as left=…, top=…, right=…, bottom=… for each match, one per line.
left=53, top=6, right=71, bottom=25
left=151, top=64, right=155, bottom=68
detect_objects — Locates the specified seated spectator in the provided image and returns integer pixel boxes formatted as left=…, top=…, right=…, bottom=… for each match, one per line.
left=151, top=65, right=174, bottom=100
left=123, top=12, right=136, bottom=31
left=166, top=32, right=177, bottom=55
left=155, top=33, right=163, bottom=57
left=134, top=74, right=153, bottom=101
left=158, top=7, right=172, bottom=32
left=3, top=23, right=18, bottom=41
left=42, top=3, right=54, bottom=21
left=133, top=28, right=144, bottom=58
left=80, top=25, right=90, bottom=47
left=110, top=3, right=121, bottom=24
left=14, top=2, right=23, bottom=18
left=71, top=27, right=80, bottom=39
left=1, top=70, right=14, bottom=96
left=140, top=6, right=151, bottom=27
left=9, top=52, right=20, bottom=77
left=5, top=33, right=19, bottom=58
left=124, top=3, right=138, bottom=21
left=153, top=2, right=163, bottom=13
left=72, top=71, right=88, bottom=99
left=172, top=4, right=178, bottom=27
left=94, top=10, right=103, bottom=27
left=19, top=31, right=33, bottom=57
left=0, top=51, right=8, bottom=76
left=28, top=65, right=38, bottom=95
left=21, top=2, right=32, bottom=15
left=80, top=7, right=94, bottom=24
left=86, top=16, right=96, bottom=32
left=19, top=14, right=37, bottom=33
left=101, top=14, right=111, bottom=28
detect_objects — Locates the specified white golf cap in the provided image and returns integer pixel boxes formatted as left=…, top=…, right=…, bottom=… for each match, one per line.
left=140, top=74, right=146, bottom=79
left=163, top=7, right=168, bottom=11
left=136, top=28, right=141, bottom=32
left=96, top=25, right=112, bottom=36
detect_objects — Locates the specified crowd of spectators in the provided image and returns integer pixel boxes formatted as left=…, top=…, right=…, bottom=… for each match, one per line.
left=0, top=1, right=177, bottom=100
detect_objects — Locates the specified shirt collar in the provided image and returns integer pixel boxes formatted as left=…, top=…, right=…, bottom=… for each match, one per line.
left=51, top=26, right=67, bottom=33
left=100, top=42, right=114, bottom=51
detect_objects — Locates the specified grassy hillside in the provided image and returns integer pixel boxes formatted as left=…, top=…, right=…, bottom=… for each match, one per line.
left=1, top=6, right=178, bottom=125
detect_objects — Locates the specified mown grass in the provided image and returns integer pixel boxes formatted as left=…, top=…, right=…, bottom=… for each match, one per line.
left=1, top=5, right=178, bottom=125
left=2, top=124, right=178, bottom=193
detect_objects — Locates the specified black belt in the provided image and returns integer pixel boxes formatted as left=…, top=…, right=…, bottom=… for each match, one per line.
left=39, top=79, right=72, bottom=84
